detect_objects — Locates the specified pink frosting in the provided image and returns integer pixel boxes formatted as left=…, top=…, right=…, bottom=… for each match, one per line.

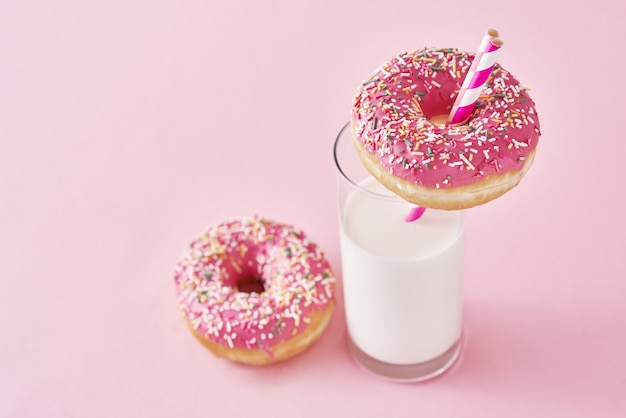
left=351, top=47, right=541, bottom=188
left=173, top=216, right=335, bottom=357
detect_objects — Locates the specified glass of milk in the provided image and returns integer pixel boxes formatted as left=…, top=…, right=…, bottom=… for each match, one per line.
left=334, top=123, right=465, bottom=381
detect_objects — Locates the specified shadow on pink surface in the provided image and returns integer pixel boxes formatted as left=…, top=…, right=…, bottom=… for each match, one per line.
left=444, top=298, right=621, bottom=406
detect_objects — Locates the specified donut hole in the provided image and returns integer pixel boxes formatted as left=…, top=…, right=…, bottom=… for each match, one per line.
left=417, top=81, right=458, bottom=125
left=427, top=115, right=449, bottom=127
left=236, top=275, right=265, bottom=294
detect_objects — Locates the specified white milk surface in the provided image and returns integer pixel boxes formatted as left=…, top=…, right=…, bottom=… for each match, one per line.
left=340, top=177, right=464, bottom=365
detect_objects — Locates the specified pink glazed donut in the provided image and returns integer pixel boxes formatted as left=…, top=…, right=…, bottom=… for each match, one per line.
left=351, top=47, right=541, bottom=210
left=174, top=216, right=336, bottom=365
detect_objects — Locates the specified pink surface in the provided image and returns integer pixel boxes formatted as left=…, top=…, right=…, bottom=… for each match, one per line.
left=1, top=1, right=625, bottom=417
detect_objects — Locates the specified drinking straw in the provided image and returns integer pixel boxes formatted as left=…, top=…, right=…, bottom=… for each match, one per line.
left=405, top=206, right=426, bottom=222
left=406, top=30, right=502, bottom=222
left=447, top=29, right=503, bottom=126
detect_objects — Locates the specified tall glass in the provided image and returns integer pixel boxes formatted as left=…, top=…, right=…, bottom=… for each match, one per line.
left=334, top=123, right=465, bottom=382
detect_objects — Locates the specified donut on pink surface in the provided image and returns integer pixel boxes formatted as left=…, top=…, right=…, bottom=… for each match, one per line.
left=174, top=216, right=336, bottom=365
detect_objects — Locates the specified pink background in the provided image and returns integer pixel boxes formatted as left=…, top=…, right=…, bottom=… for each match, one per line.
left=1, top=0, right=625, bottom=416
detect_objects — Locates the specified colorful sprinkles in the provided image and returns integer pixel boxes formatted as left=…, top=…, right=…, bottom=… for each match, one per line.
left=174, top=216, right=336, bottom=356
left=352, top=47, right=541, bottom=189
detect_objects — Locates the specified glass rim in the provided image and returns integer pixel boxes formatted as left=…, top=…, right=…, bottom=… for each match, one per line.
left=333, top=122, right=405, bottom=202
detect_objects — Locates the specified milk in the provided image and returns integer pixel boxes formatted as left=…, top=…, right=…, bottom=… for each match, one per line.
left=340, top=176, right=464, bottom=365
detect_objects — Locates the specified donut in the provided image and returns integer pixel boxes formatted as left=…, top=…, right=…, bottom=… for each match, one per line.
left=351, top=47, right=541, bottom=210
left=174, top=216, right=336, bottom=365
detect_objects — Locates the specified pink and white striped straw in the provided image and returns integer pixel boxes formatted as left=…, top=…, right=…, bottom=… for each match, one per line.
left=405, top=30, right=502, bottom=223
left=447, top=29, right=503, bottom=126
left=405, top=206, right=426, bottom=222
